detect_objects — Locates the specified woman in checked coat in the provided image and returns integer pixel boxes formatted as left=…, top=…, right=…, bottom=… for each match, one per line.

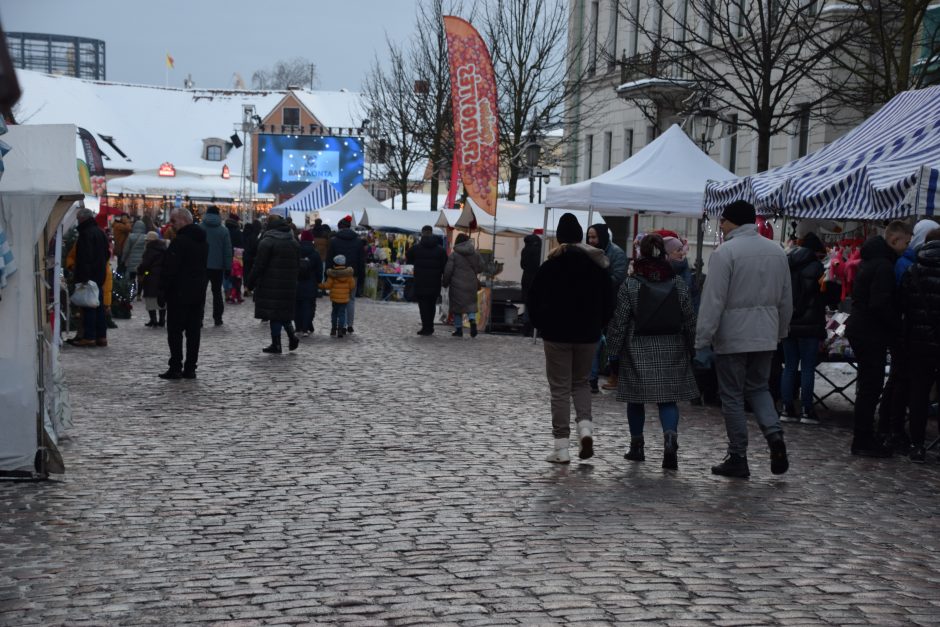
left=606, top=233, right=699, bottom=470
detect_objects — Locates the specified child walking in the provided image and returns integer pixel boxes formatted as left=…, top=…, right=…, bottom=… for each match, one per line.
left=229, top=248, right=244, bottom=304
left=320, top=254, right=356, bottom=338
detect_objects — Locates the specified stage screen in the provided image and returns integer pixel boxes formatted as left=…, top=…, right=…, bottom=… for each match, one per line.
left=256, top=134, right=364, bottom=195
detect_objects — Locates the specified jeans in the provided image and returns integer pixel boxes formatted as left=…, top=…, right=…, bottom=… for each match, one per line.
left=453, top=312, right=476, bottom=329
left=346, top=291, right=356, bottom=327
left=166, top=301, right=203, bottom=373
left=81, top=280, right=107, bottom=340
left=715, top=351, right=783, bottom=455
left=417, top=294, right=437, bottom=331
left=908, top=356, right=940, bottom=446
left=848, top=337, right=888, bottom=442
left=780, top=337, right=819, bottom=412
left=331, top=302, right=348, bottom=329
left=206, top=268, right=224, bottom=323
left=590, top=336, right=605, bottom=381
left=543, top=341, right=596, bottom=439
left=627, top=402, right=679, bottom=437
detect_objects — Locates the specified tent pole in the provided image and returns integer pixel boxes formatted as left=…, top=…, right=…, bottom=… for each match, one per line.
left=34, top=241, right=47, bottom=478
left=694, top=212, right=705, bottom=284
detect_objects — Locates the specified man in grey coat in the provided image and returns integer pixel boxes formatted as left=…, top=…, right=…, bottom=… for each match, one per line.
left=695, top=201, right=793, bottom=478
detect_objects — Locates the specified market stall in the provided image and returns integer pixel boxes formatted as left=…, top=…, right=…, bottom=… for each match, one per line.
left=0, top=124, right=83, bottom=478
left=271, top=179, right=341, bottom=219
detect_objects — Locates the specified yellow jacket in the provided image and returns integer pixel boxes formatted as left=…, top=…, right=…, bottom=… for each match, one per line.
left=319, top=266, right=356, bottom=304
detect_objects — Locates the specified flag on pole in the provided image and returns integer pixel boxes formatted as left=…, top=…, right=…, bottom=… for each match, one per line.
left=443, top=16, right=499, bottom=217
left=166, top=53, right=175, bottom=69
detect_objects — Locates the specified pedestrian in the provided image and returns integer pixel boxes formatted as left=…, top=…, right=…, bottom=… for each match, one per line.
left=779, top=231, right=827, bottom=425
left=200, top=205, right=233, bottom=326
left=320, top=254, right=356, bottom=338
left=229, top=248, right=244, bottom=304
left=246, top=214, right=300, bottom=353
left=70, top=208, right=110, bottom=347
left=111, top=213, right=132, bottom=268
left=659, top=231, right=700, bottom=312
left=243, top=218, right=261, bottom=295
left=901, top=228, right=940, bottom=462
left=586, top=223, right=627, bottom=392
left=527, top=213, right=615, bottom=463
left=225, top=213, right=245, bottom=249
left=696, top=200, right=792, bottom=478
left=406, top=225, right=448, bottom=336
left=296, top=229, right=323, bottom=337
left=120, top=218, right=147, bottom=297
left=442, top=233, right=485, bottom=337
left=137, top=231, right=166, bottom=328
left=327, top=217, right=364, bottom=334
left=607, top=234, right=698, bottom=469
left=845, top=220, right=913, bottom=457
left=159, top=208, right=208, bottom=379
left=520, top=230, right=542, bottom=336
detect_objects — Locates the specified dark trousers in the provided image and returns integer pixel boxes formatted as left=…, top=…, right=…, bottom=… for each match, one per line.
left=331, top=303, right=348, bottom=329
left=167, top=302, right=204, bottom=373
left=81, top=280, right=107, bottom=340
left=849, top=337, right=888, bottom=442
left=878, top=344, right=910, bottom=437
left=206, top=269, right=224, bottom=323
left=909, top=356, right=940, bottom=446
left=295, top=297, right=316, bottom=332
left=417, top=294, right=437, bottom=331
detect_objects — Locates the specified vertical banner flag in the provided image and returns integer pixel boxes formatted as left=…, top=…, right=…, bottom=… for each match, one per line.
left=77, top=127, right=107, bottom=196
left=443, top=16, right=499, bottom=217
left=166, top=53, right=175, bottom=69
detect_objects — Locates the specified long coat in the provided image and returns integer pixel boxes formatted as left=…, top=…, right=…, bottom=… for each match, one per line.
left=901, top=240, right=940, bottom=357
left=137, top=240, right=166, bottom=298
left=121, top=220, right=148, bottom=273
left=520, top=234, right=541, bottom=301
left=443, top=240, right=484, bottom=314
left=607, top=269, right=699, bottom=404
left=247, top=225, right=300, bottom=321
left=406, top=235, right=448, bottom=297
left=297, top=239, right=323, bottom=301
left=160, top=224, right=208, bottom=306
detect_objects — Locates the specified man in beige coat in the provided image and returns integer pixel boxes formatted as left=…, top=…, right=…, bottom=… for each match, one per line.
left=696, top=201, right=793, bottom=478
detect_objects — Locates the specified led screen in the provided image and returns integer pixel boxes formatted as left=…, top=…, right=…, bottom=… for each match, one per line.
left=256, top=134, right=363, bottom=195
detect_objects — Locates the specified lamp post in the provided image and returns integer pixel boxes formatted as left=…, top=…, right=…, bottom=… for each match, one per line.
left=525, top=140, right=541, bottom=204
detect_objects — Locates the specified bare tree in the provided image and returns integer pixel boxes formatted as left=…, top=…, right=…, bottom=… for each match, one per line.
left=251, top=57, right=318, bottom=90
left=619, top=0, right=856, bottom=172
left=362, top=43, right=425, bottom=210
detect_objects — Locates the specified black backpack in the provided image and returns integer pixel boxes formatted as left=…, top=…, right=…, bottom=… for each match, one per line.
left=634, top=277, right=682, bottom=336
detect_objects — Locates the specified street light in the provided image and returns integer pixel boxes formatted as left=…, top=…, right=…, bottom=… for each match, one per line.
left=525, top=140, right=541, bottom=204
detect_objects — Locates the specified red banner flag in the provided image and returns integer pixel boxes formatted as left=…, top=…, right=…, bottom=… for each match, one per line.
left=443, top=16, right=499, bottom=217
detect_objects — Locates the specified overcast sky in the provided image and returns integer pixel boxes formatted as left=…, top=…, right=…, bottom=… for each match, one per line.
left=0, top=0, right=423, bottom=91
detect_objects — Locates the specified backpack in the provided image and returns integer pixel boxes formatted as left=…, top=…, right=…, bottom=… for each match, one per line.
left=634, top=277, right=682, bottom=336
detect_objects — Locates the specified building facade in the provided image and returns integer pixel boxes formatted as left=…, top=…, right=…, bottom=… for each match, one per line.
left=8, top=32, right=106, bottom=81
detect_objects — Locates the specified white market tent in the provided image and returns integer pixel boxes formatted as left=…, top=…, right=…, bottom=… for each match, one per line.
left=108, top=166, right=268, bottom=201
left=0, top=124, right=83, bottom=478
left=461, top=199, right=606, bottom=237
left=546, top=124, right=738, bottom=216
left=357, top=206, right=450, bottom=234
left=271, top=179, right=341, bottom=217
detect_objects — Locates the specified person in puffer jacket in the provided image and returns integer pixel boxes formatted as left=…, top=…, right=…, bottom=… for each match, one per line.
left=320, top=254, right=356, bottom=338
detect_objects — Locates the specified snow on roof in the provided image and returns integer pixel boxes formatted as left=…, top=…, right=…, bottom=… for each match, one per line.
left=13, top=70, right=364, bottom=176
left=291, top=90, right=367, bottom=130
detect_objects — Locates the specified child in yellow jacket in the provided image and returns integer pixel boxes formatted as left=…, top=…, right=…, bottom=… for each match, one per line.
left=319, top=254, right=356, bottom=337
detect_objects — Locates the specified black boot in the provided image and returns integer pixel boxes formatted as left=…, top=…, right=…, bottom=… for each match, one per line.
left=157, top=309, right=166, bottom=327
left=662, top=431, right=678, bottom=470
left=285, top=322, right=300, bottom=351
left=452, top=327, right=463, bottom=337
left=767, top=432, right=789, bottom=475
left=624, top=437, right=645, bottom=461
left=262, top=334, right=282, bottom=354
left=469, top=320, right=478, bottom=338
left=711, top=453, right=750, bottom=478
left=145, top=310, right=157, bottom=327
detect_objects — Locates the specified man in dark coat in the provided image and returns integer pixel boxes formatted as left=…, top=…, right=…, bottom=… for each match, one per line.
left=527, top=213, right=615, bottom=464
left=247, top=215, right=300, bottom=354
left=846, top=220, right=912, bottom=457
left=520, top=231, right=542, bottom=336
left=406, top=225, right=448, bottom=336
left=327, top=217, right=364, bottom=333
left=295, top=230, right=323, bottom=336
left=159, top=208, right=209, bottom=379
left=199, top=205, right=232, bottom=326
left=72, top=208, right=110, bottom=347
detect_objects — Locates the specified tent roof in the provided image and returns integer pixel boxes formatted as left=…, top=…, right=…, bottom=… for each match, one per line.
left=357, top=207, right=449, bottom=234
left=705, top=85, right=940, bottom=220
left=0, top=124, right=83, bottom=197
left=107, top=166, right=266, bottom=200
left=272, top=179, right=341, bottom=214
left=545, top=124, right=737, bottom=216
left=454, top=199, right=605, bottom=237
left=316, top=183, right=386, bottom=214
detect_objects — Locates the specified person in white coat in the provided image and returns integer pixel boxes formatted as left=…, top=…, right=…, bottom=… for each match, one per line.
left=695, top=201, right=793, bottom=479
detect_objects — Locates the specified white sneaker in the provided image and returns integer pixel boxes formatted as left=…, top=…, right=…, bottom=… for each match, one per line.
left=546, top=438, right=570, bottom=464
left=578, top=421, right=594, bottom=460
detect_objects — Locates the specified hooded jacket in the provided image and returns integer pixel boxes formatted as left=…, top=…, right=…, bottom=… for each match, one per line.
left=121, top=220, right=148, bottom=272
left=406, top=235, right=448, bottom=297
left=320, top=265, right=356, bottom=304
left=901, top=240, right=940, bottom=356
left=200, top=212, right=233, bottom=271
left=161, top=223, right=208, bottom=305
left=846, top=235, right=901, bottom=343
left=590, top=224, right=628, bottom=290
left=137, top=239, right=167, bottom=299
left=247, top=222, right=300, bottom=321
left=895, top=219, right=940, bottom=284
left=74, top=217, right=110, bottom=286
left=443, top=239, right=485, bottom=313
left=527, top=243, right=614, bottom=343
left=786, top=246, right=826, bottom=338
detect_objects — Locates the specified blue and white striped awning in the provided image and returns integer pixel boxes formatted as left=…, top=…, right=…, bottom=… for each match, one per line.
left=705, top=85, right=940, bottom=220
left=271, top=179, right=342, bottom=216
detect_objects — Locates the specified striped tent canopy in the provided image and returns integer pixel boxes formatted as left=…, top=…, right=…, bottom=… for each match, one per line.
left=704, top=85, right=940, bottom=220
left=270, top=179, right=342, bottom=216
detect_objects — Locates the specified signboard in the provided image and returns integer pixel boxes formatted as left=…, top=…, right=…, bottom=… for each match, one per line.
left=256, top=134, right=363, bottom=195
left=158, top=162, right=176, bottom=177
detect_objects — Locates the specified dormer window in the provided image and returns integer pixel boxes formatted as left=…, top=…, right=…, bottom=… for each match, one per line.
left=206, top=145, right=222, bottom=161
left=202, top=138, right=228, bottom=161
left=283, top=107, right=300, bottom=127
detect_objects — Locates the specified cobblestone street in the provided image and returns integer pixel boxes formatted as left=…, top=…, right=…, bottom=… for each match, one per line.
left=3, top=297, right=940, bottom=625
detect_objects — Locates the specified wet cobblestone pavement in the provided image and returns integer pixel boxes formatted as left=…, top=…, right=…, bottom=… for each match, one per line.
left=3, top=298, right=940, bottom=625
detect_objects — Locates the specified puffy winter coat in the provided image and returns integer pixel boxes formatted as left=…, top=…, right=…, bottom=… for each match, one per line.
left=520, top=234, right=542, bottom=300
left=247, top=224, right=300, bottom=321
left=443, top=239, right=484, bottom=313
left=786, top=246, right=826, bottom=339
left=74, top=218, right=110, bottom=286
left=406, top=235, right=448, bottom=297
left=200, top=212, right=233, bottom=271
left=901, top=240, right=940, bottom=357
left=121, top=220, right=148, bottom=273
left=320, top=266, right=356, bottom=304
left=137, top=239, right=167, bottom=299
left=846, top=236, right=901, bottom=344
left=161, top=224, right=209, bottom=306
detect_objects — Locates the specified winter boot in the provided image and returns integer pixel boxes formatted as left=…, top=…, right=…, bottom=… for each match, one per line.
left=602, top=371, right=618, bottom=390
left=589, top=378, right=599, bottom=394
left=338, top=326, right=347, bottom=338
left=285, top=322, right=300, bottom=351
left=469, top=320, right=478, bottom=338
left=262, top=334, right=282, bottom=354
left=767, top=432, right=789, bottom=475
left=624, top=437, right=645, bottom=461
left=452, top=327, right=463, bottom=337
left=157, top=309, right=166, bottom=327
left=145, top=310, right=158, bottom=327
left=577, top=420, right=594, bottom=460
left=330, top=326, right=337, bottom=337
left=545, top=438, right=570, bottom=464
left=711, top=453, right=750, bottom=478
left=662, top=431, right=679, bottom=470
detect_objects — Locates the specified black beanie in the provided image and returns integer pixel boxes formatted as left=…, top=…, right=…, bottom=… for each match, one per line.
left=721, top=200, right=756, bottom=226
left=590, top=223, right=610, bottom=250
left=556, top=213, right=583, bottom=244
left=801, top=232, right=826, bottom=254
left=206, top=205, right=220, bottom=215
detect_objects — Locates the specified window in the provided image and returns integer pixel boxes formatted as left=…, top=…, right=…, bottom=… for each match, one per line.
left=282, top=107, right=300, bottom=127
left=701, top=0, right=715, bottom=43
left=727, top=114, right=738, bottom=173
left=588, top=1, right=599, bottom=76
left=585, top=134, right=594, bottom=179
left=603, top=131, right=613, bottom=171
left=624, top=128, right=634, bottom=160
left=674, top=0, right=688, bottom=42
left=607, top=1, right=619, bottom=70
left=797, top=105, right=811, bottom=157
left=206, top=145, right=223, bottom=161
left=627, top=0, right=641, bottom=57
left=731, top=0, right=745, bottom=38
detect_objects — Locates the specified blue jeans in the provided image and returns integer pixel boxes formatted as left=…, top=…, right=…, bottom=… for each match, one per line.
left=781, top=337, right=819, bottom=412
left=590, top=336, right=605, bottom=381
left=331, top=303, right=348, bottom=329
left=453, top=312, right=476, bottom=329
left=627, top=402, right=679, bottom=437
left=82, top=281, right=107, bottom=340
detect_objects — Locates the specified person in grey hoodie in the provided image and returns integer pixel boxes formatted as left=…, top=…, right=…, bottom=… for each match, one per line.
left=695, top=201, right=792, bottom=479
left=199, top=205, right=233, bottom=326
left=121, top=219, right=148, bottom=295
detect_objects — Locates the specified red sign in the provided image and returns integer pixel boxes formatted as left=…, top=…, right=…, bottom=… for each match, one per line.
left=221, top=164, right=230, bottom=179
left=158, top=162, right=176, bottom=177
